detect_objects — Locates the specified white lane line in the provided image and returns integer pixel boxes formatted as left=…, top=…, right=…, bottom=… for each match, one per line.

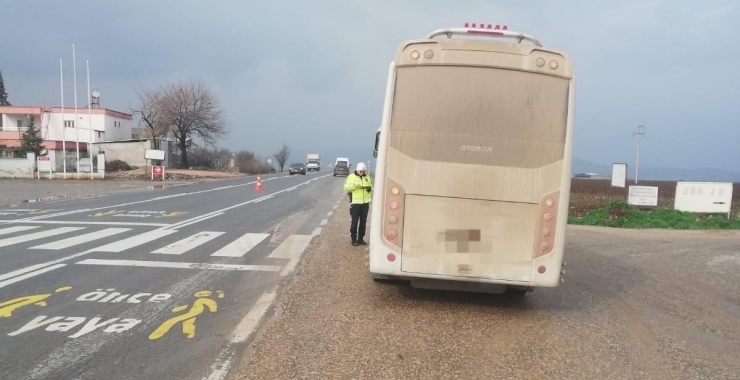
left=30, top=228, right=131, bottom=250
left=332, top=205, right=338, bottom=210
left=75, top=259, right=280, bottom=272
left=230, top=291, right=277, bottom=343
left=205, top=350, right=235, bottom=380
left=0, top=262, right=63, bottom=282
left=91, top=230, right=178, bottom=252
left=211, top=233, right=270, bottom=257
left=327, top=211, right=333, bottom=217
left=0, top=264, right=67, bottom=289
left=0, top=249, right=97, bottom=286
left=171, top=212, right=224, bottom=230
left=0, top=227, right=84, bottom=248
left=320, top=218, right=328, bottom=226
left=252, top=195, right=274, bottom=203
left=311, top=227, right=322, bottom=236
left=0, top=225, right=40, bottom=236
left=152, top=231, right=224, bottom=255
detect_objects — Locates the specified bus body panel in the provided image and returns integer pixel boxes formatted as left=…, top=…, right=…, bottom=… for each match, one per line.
left=369, top=34, right=575, bottom=291
left=400, top=195, right=537, bottom=282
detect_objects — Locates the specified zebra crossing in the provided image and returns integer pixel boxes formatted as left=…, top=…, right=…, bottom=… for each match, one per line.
left=0, top=224, right=316, bottom=261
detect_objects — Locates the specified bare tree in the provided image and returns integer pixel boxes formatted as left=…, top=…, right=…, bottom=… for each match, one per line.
left=273, top=143, right=291, bottom=173
left=235, top=149, right=269, bottom=174
left=160, top=79, right=228, bottom=168
left=130, top=86, right=170, bottom=150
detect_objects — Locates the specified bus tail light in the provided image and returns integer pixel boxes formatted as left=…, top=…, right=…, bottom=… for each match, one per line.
left=384, top=178, right=405, bottom=249
left=534, top=191, right=559, bottom=258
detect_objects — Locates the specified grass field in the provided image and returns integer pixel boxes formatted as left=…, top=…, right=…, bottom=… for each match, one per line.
left=568, top=179, right=740, bottom=229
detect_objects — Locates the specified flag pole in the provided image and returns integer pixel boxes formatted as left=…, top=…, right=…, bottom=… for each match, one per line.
left=73, top=44, right=80, bottom=179
left=87, top=59, right=93, bottom=180
left=60, top=59, right=66, bottom=179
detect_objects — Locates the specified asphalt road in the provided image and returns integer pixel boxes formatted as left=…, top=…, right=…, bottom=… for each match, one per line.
left=0, top=170, right=345, bottom=380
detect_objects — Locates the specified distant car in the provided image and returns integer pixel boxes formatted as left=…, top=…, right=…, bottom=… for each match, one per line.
left=333, top=161, right=350, bottom=177
left=289, top=163, right=307, bottom=175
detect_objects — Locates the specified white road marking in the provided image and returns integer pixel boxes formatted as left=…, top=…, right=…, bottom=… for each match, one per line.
left=211, top=233, right=270, bottom=257
left=0, top=227, right=84, bottom=248
left=311, top=227, right=322, bottom=236
left=152, top=231, right=224, bottom=255
left=75, top=259, right=281, bottom=272
left=230, top=291, right=276, bottom=343
left=0, top=220, right=170, bottom=226
left=0, top=225, right=40, bottom=236
left=327, top=211, right=333, bottom=217
left=6, top=173, right=315, bottom=223
left=29, top=228, right=131, bottom=250
left=0, top=264, right=67, bottom=289
left=252, top=195, right=274, bottom=203
left=268, top=234, right=314, bottom=276
left=170, top=212, right=224, bottom=229
left=0, top=174, right=333, bottom=288
left=320, top=218, right=328, bottom=226
left=332, top=205, right=338, bottom=210
left=268, top=235, right=314, bottom=259
left=0, top=262, right=63, bottom=282
left=91, top=230, right=178, bottom=252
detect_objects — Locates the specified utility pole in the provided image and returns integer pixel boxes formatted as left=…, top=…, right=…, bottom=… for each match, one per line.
left=633, top=125, right=646, bottom=184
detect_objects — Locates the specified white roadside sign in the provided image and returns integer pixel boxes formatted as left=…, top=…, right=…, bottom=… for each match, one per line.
left=628, top=186, right=658, bottom=206
left=674, top=182, right=733, bottom=214
left=611, top=163, right=627, bottom=188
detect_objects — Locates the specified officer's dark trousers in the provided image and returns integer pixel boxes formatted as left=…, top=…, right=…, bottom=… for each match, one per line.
left=349, top=203, right=370, bottom=242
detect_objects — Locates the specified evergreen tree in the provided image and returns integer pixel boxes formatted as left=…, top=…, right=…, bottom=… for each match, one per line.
left=21, top=118, right=44, bottom=157
left=0, top=70, right=10, bottom=106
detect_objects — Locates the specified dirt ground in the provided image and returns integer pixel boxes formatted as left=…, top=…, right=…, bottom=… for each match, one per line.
left=568, top=179, right=740, bottom=217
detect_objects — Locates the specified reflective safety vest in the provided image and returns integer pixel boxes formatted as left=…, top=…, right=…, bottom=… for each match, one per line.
left=343, top=172, right=373, bottom=204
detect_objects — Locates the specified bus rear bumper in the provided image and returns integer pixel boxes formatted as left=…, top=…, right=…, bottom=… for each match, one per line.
left=369, top=269, right=561, bottom=290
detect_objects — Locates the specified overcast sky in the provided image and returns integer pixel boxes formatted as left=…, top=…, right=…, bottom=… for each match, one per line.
left=1, top=0, right=738, bottom=172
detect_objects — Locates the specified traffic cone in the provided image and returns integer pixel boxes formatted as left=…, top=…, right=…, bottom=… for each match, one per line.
left=255, top=174, right=263, bottom=192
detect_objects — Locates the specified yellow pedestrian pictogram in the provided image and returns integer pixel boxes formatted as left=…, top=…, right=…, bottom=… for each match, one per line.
left=0, top=286, right=72, bottom=318
left=149, top=290, right=224, bottom=340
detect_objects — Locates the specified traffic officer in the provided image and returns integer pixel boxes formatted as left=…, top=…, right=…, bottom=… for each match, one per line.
left=343, top=162, right=372, bottom=246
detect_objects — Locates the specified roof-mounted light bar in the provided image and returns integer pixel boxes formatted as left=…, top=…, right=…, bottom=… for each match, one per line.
left=425, top=23, right=542, bottom=47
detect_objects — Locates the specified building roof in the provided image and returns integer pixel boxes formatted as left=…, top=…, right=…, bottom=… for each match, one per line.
left=0, top=105, right=132, bottom=120
left=50, top=107, right=133, bottom=120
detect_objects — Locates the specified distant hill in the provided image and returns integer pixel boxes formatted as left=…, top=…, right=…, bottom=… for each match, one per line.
left=572, top=159, right=740, bottom=182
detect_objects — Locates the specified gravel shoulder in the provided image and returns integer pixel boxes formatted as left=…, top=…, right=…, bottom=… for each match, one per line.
left=235, top=208, right=740, bottom=380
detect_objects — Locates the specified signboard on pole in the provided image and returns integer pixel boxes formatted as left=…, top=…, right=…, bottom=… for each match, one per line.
left=611, top=163, right=627, bottom=188
left=37, top=156, right=52, bottom=179
left=145, top=150, right=166, bottom=161
left=152, top=165, right=165, bottom=181
left=628, top=186, right=658, bottom=206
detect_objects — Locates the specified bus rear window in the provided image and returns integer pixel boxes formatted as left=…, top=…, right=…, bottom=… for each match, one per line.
left=389, top=66, right=569, bottom=168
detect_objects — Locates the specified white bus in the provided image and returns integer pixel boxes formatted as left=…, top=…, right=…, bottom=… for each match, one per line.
left=368, top=24, right=575, bottom=295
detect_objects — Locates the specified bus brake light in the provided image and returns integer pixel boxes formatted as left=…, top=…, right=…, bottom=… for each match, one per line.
left=384, top=178, right=405, bottom=249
